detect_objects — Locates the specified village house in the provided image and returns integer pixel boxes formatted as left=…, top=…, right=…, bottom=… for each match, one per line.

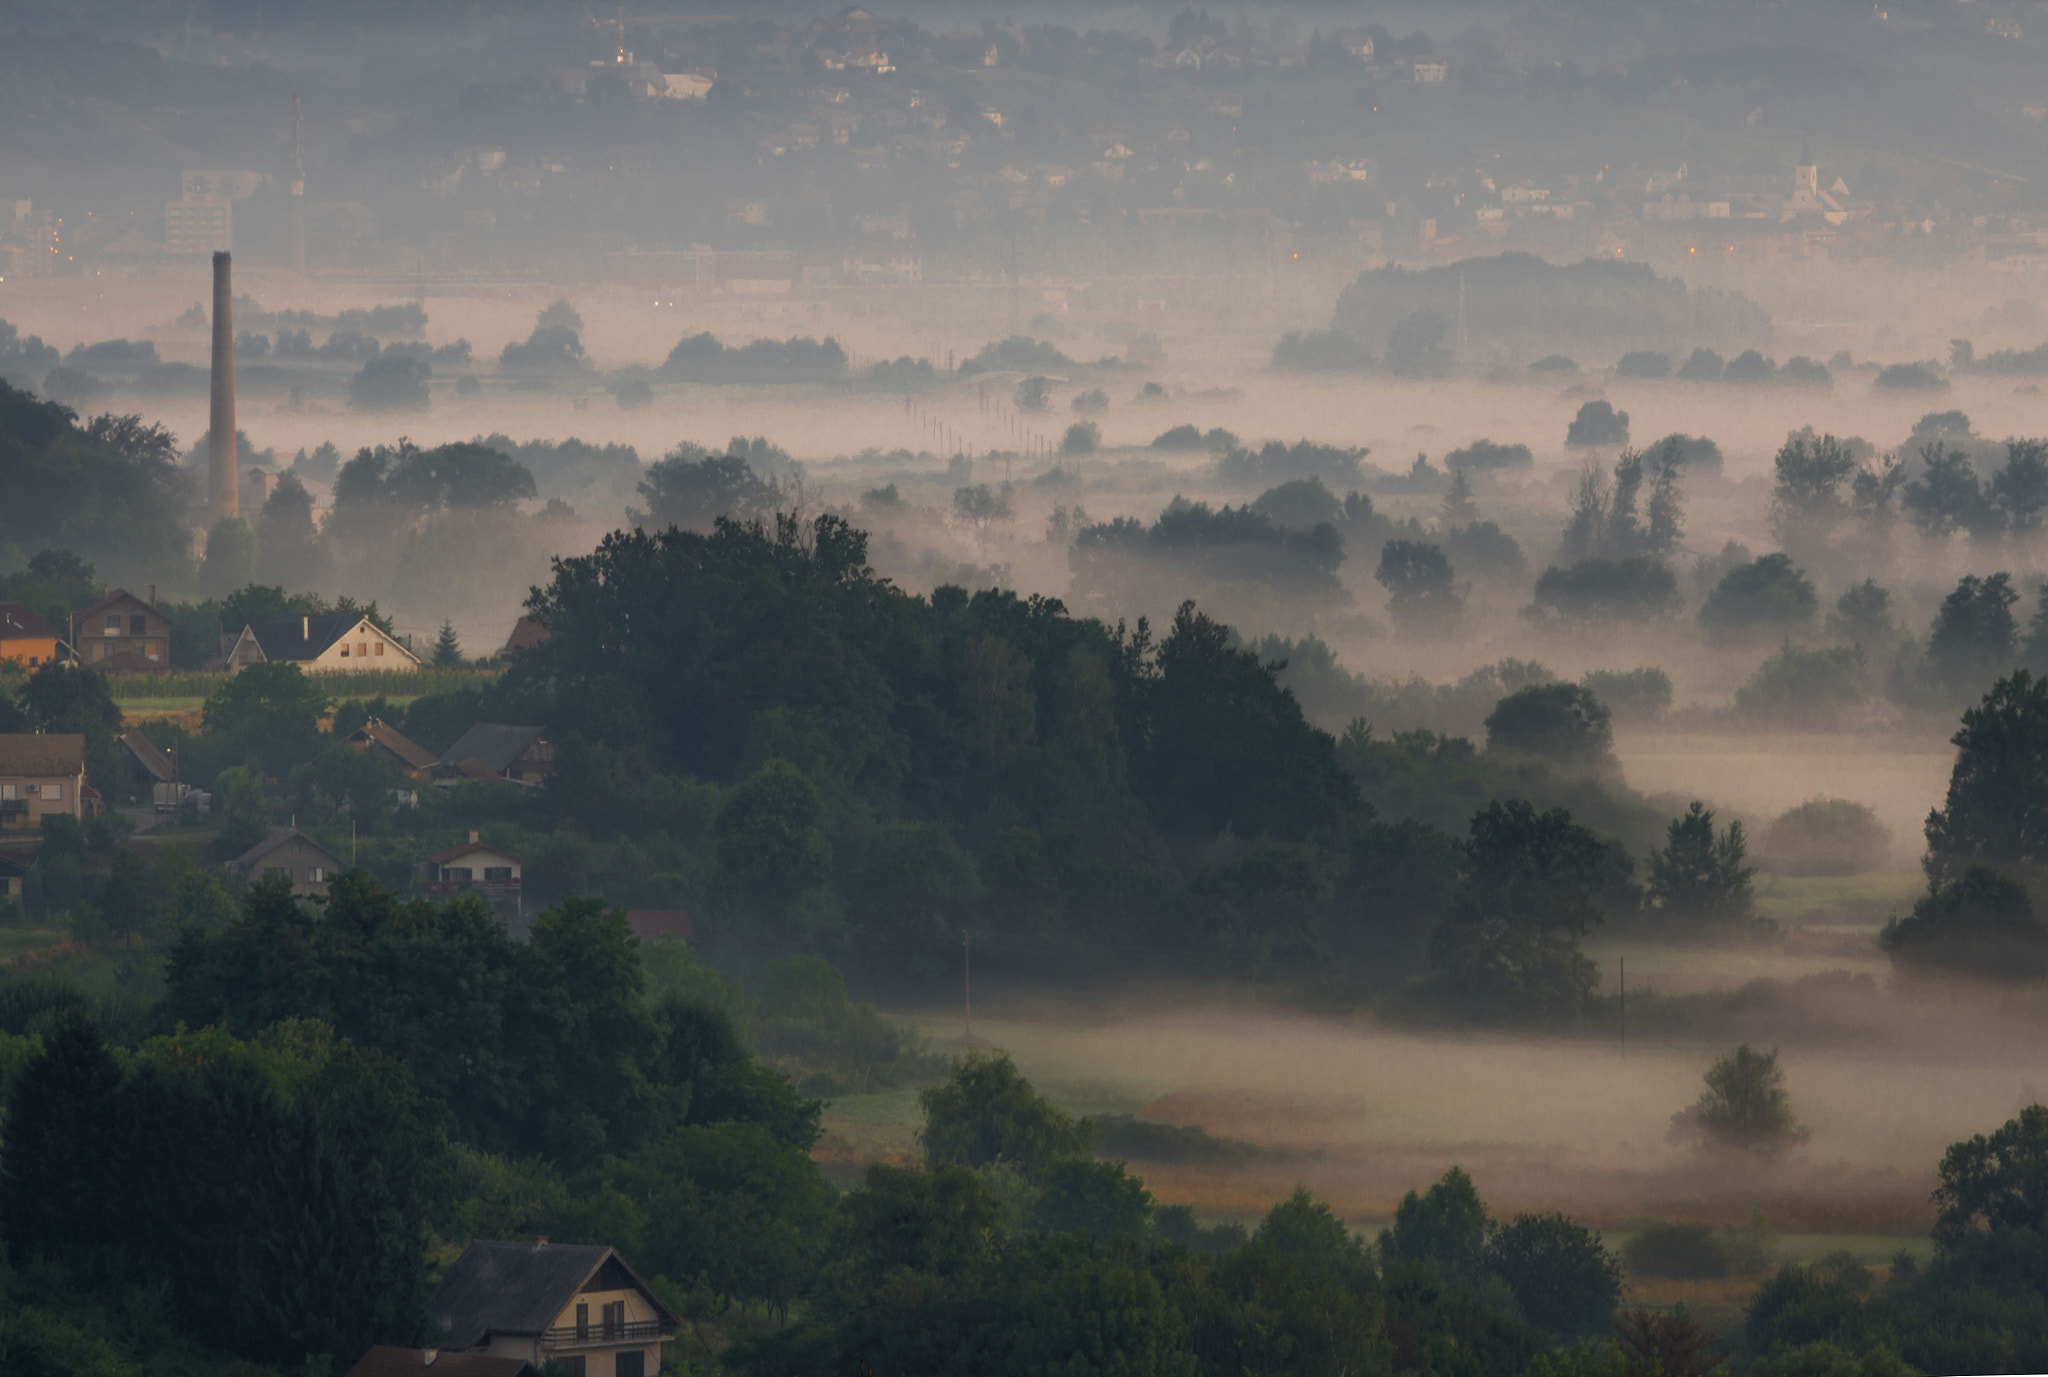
left=231, top=613, right=423, bottom=672
left=347, top=1349, right=533, bottom=1377
left=71, top=588, right=171, bottom=670
left=118, top=729, right=182, bottom=807
left=0, top=851, right=24, bottom=900
left=0, top=733, right=85, bottom=829
left=428, top=1239, right=677, bottom=1377
left=419, top=831, right=523, bottom=914
left=227, top=828, right=347, bottom=898
left=0, top=604, right=60, bottom=667
left=344, top=717, right=440, bottom=775
left=436, top=724, right=557, bottom=786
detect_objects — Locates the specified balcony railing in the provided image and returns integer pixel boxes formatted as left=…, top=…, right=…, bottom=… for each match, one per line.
left=540, top=1319, right=668, bottom=1348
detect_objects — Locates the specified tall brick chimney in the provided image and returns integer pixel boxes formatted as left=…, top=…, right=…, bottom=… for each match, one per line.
left=209, top=251, right=238, bottom=519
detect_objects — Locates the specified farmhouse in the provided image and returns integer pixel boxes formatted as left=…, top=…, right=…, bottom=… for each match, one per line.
left=234, top=613, right=422, bottom=672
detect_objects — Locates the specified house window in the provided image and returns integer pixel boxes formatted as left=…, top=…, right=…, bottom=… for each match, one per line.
left=358, top=642, right=368, bottom=657
left=374, top=642, right=384, bottom=656
left=603, top=1301, right=625, bottom=1338
left=484, top=866, right=513, bottom=882
left=339, top=643, right=349, bottom=656
left=145, top=642, right=158, bottom=660
left=306, top=867, right=325, bottom=883
left=39, top=785, right=57, bottom=801
left=575, top=1303, right=589, bottom=1342
left=444, top=867, right=473, bottom=883
left=617, top=1352, right=646, bottom=1377
left=105, top=614, right=120, bottom=632
left=130, top=613, right=147, bottom=634
left=263, top=866, right=289, bottom=880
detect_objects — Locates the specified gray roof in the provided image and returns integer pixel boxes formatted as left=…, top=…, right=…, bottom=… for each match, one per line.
left=428, top=1241, right=675, bottom=1348
left=438, top=723, right=548, bottom=774
left=120, top=730, right=176, bottom=783
left=248, top=614, right=356, bottom=661
left=229, top=827, right=346, bottom=873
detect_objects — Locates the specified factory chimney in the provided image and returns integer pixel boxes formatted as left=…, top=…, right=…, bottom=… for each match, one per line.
left=289, top=95, right=306, bottom=274
left=209, top=251, right=238, bottom=519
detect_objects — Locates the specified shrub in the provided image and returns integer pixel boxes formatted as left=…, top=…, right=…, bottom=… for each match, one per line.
left=1070, top=388, right=1109, bottom=414
left=348, top=355, right=431, bottom=412
left=1527, top=558, right=1682, bottom=623
left=1580, top=668, right=1672, bottom=722
left=1530, top=354, right=1579, bottom=374
left=1762, top=799, right=1892, bottom=875
left=1624, top=1222, right=1731, bottom=1279
left=1216, top=440, right=1366, bottom=486
left=1445, top=438, right=1534, bottom=472
left=1648, top=433, right=1723, bottom=475
left=1061, top=421, right=1100, bottom=455
left=1484, top=682, right=1613, bottom=766
left=1676, top=347, right=1726, bottom=380
left=1151, top=424, right=1238, bottom=452
left=1733, top=644, right=1866, bottom=726
left=1780, top=356, right=1834, bottom=387
left=1873, top=361, right=1949, bottom=392
left=1881, top=865, right=2048, bottom=981
left=1616, top=350, right=1672, bottom=378
left=1250, top=477, right=1342, bottom=528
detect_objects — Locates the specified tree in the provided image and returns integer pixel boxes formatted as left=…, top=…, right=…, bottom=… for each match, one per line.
left=1442, top=468, right=1479, bottom=527
left=1060, top=421, right=1099, bottom=455
left=1527, top=558, right=1682, bottom=623
left=1903, top=443, right=1998, bottom=539
left=432, top=619, right=463, bottom=667
left=1771, top=432, right=1860, bottom=546
left=715, top=760, right=832, bottom=907
left=1014, top=375, right=1052, bottom=410
left=1826, top=580, right=1897, bottom=648
left=1376, top=539, right=1462, bottom=632
left=199, top=516, right=260, bottom=597
left=1488, top=1213, right=1624, bottom=1340
left=253, top=471, right=326, bottom=590
left=1384, top=309, right=1453, bottom=377
left=1925, top=671, right=2048, bottom=881
left=630, top=447, right=779, bottom=529
left=1669, top=1044, right=1809, bottom=1157
left=1697, top=554, right=1819, bottom=641
left=20, top=660, right=124, bottom=789
left=201, top=661, right=331, bottom=776
left=918, top=1048, right=1091, bottom=1175
left=1484, top=683, right=1613, bottom=767
left=0, top=1011, right=124, bottom=1265
left=1928, top=573, right=2019, bottom=691
left=1427, top=801, right=1608, bottom=1022
left=1648, top=802, right=1755, bottom=925
left=1932, top=1103, right=2048, bottom=1253
left=1028, top=1158, right=1154, bottom=1242
left=1566, top=401, right=1629, bottom=448
left=1992, top=439, right=2048, bottom=535
left=1881, top=866, right=2048, bottom=981
left=349, top=355, right=431, bottom=411
left=1382, top=1166, right=1489, bottom=1281
left=536, top=298, right=584, bottom=333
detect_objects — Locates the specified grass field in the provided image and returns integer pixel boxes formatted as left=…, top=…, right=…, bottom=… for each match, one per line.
left=0, top=927, right=67, bottom=963
left=106, top=666, right=501, bottom=701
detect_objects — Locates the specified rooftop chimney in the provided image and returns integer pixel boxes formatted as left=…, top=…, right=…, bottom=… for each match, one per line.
left=302, top=615, right=310, bottom=639
left=148, top=584, right=156, bottom=607
left=469, top=829, right=480, bottom=844
left=208, top=252, right=238, bottom=519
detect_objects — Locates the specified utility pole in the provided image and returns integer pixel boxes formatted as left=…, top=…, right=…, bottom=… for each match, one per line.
left=962, top=931, right=972, bottom=1047
left=289, top=94, right=306, bottom=275
left=1618, top=955, right=1626, bottom=1057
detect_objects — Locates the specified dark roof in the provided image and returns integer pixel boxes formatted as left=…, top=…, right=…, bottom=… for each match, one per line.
left=348, top=718, right=439, bottom=772
left=346, top=1348, right=534, bottom=1377
left=498, top=616, right=550, bottom=658
left=248, top=614, right=357, bottom=661
left=0, top=604, right=59, bottom=641
left=74, top=589, right=156, bottom=623
left=229, top=827, right=346, bottom=873
left=438, top=724, right=548, bottom=774
left=626, top=909, right=694, bottom=942
left=428, top=1241, right=677, bottom=1349
left=119, top=730, right=176, bottom=783
left=0, top=733, right=86, bottom=777
left=427, top=839, right=520, bottom=866
left=0, top=852, right=26, bottom=879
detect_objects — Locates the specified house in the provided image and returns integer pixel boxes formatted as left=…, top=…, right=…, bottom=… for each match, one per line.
left=347, top=1349, right=534, bottom=1377
left=237, top=614, right=422, bottom=672
left=428, top=1239, right=677, bottom=1376
left=436, top=725, right=557, bottom=786
left=345, top=717, right=439, bottom=775
left=0, top=733, right=85, bottom=828
left=72, top=589, right=171, bottom=669
left=0, top=851, right=25, bottom=900
left=625, top=910, right=693, bottom=944
left=227, top=828, right=346, bottom=898
left=118, top=729, right=182, bottom=807
left=419, top=831, right=522, bottom=911
left=0, top=604, right=60, bottom=667
left=1411, top=57, right=1448, bottom=83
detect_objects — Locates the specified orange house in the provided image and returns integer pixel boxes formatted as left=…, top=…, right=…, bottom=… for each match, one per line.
left=0, top=604, right=60, bottom=668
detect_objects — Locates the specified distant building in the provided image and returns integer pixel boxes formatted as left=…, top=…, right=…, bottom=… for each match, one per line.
left=344, top=717, right=439, bottom=775
left=0, top=604, right=60, bottom=667
left=418, top=830, right=523, bottom=913
left=227, top=828, right=346, bottom=898
left=165, top=196, right=232, bottom=254
left=435, top=725, right=557, bottom=787
left=72, top=589, right=171, bottom=670
left=231, top=613, right=421, bottom=672
left=0, top=851, right=24, bottom=900
left=1411, top=57, right=1448, bottom=83
left=0, top=733, right=85, bottom=828
left=428, top=1239, right=677, bottom=1375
